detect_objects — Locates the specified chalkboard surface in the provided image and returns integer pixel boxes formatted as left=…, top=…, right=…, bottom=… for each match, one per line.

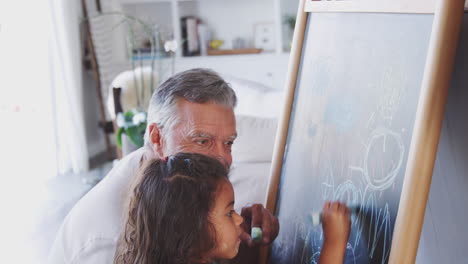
left=270, top=13, right=433, bottom=264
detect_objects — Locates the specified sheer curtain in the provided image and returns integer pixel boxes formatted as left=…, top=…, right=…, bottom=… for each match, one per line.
left=49, top=0, right=89, bottom=175
left=0, top=0, right=88, bottom=262
left=0, top=0, right=88, bottom=180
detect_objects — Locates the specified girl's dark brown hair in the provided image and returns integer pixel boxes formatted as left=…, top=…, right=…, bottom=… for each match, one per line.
left=114, top=152, right=229, bottom=264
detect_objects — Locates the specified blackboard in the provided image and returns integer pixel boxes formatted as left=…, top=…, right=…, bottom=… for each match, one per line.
left=270, top=12, right=432, bottom=264
left=263, top=1, right=466, bottom=264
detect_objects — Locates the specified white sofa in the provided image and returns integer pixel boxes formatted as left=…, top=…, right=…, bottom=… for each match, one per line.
left=221, top=74, right=284, bottom=212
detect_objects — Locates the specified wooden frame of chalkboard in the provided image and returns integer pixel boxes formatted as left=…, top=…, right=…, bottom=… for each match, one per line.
left=305, top=0, right=436, bottom=14
left=261, top=0, right=465, bottom=263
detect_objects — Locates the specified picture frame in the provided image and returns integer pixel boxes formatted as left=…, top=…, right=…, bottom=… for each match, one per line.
left=253, top=22, right=275, bottom=51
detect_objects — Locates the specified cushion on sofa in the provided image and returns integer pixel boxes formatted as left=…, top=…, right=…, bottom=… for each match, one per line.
left=232, top=115, right=278, bottom=163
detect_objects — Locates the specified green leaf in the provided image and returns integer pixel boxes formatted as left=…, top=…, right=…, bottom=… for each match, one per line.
left=124, top=111, right=134, bottom=121
left=137, top=122, right=147, bottom=132
left=126, top=126, right=144, bottom=147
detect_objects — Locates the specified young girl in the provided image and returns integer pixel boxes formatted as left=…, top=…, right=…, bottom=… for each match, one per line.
left=114, top=152, right=243, bottom=264
left=114, top=152, right=351, bottom=264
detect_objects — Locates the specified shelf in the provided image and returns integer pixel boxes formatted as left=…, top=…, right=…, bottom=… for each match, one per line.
left=119, top=0, right=299, bottom=58
left=131, top=50, right=286, bottom=61
left=207, top=48, right=263, bottom=56
left=120, top=0, right=195, bottom=4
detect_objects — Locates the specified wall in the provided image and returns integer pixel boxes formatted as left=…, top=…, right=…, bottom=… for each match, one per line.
left=174, top=52, right=290, bottom=90
left=196, top=0, right=275, bottom=50
left=416, top=14, right=468, bottom=264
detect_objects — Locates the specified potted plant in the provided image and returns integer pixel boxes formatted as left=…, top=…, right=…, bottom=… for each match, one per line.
left=115, top=110, right=147, bottom=154
left=85, top=12, right=177, bottom=155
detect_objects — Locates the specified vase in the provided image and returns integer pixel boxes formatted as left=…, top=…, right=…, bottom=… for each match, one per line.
left=121, top=133, right=139, bottom=156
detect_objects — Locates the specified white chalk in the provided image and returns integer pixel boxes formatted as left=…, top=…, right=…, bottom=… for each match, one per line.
left=309, top=204, right=360, bottom=226
left=251, top=227, right=263, bottom=242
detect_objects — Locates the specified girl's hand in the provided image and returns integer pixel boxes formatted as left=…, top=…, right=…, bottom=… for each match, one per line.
left=321, top=201, right=351, bottom=247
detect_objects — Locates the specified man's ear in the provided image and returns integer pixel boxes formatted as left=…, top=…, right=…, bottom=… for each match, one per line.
left=148, top=123, right=164, bottom=158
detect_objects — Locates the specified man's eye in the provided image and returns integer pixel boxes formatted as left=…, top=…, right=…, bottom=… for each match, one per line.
left=226, top=141, right=234, bottom=146
left=196, top=139, right=208, bottom=145
left=227, top=210, right=235, bottom=217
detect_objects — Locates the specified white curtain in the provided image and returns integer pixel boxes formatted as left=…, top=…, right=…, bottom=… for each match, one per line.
left=49, top=0, right=89, bottom=175
left=0, top=0, right=89, bottom=262
left=0, top=0, right=88, bottom=181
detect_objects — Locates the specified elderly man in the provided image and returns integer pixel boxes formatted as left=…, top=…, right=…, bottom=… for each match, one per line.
left=49, top=68, right=279, bottom=263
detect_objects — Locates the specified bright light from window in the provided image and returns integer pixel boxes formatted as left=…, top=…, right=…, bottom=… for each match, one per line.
left=0, top=1, right=59, bottom=263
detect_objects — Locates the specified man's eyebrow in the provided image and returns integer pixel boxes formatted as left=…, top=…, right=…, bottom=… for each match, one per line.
left=189, top=132, right=237, bottom=140
left=225, top=201, right=235, bottom=209
left=189, top=132, right=214, bottom=138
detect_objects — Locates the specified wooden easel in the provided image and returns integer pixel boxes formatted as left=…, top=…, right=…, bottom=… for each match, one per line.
left=260, top=0, right=465, bottom=263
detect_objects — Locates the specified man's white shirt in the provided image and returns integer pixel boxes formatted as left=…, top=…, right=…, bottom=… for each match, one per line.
left=48, top=148, right=146, bottom=264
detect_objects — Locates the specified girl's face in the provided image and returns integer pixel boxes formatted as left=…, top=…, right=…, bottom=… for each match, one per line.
left=206, top=180, right=244, bottom=261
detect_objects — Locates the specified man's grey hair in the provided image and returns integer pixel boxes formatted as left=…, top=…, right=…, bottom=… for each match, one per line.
left=144, top=68, right=237, bottom=146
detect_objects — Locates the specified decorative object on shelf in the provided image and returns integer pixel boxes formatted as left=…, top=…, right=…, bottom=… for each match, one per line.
left=164, top=39, right=177, bottom=75
left=197, top=23, right=211, bottom=56
left=232, top=37, right=247, bottom=49
left=209, top=39, right=224, bottom=50
left=181, top=16, right=201, bottom=56
left=254, top=22, right=276, bottom=51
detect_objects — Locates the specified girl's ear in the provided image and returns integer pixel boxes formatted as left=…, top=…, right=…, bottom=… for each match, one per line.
left=149, top=123, right=164, bottom=158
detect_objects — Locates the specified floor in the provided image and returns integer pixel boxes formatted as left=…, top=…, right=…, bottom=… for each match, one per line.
left=20, top=162, right=114, bottom=264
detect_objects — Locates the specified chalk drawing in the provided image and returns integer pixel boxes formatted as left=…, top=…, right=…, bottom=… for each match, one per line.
left=346, top=242, right=358, bottom=264
left=334, top=180, right=362, bottom=206
left=312, top=126, right=402, bottom=263
left=351, top=189, right=392, bottom=263
left=321, top=160, right=335, bottom=201
left=378, top=67, right=407, bottom=123
left=274, top=66, right=408, bottom=263
left=300, top=230, right=311, bottom=263
left=350, top=128, right=405, bottom=191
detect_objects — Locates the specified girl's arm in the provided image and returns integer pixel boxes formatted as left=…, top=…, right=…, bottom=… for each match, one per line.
left=318, top=201, right=351, bottom=264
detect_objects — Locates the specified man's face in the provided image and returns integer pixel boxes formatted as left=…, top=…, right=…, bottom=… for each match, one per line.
left=158, top=100, right=237, bottom=168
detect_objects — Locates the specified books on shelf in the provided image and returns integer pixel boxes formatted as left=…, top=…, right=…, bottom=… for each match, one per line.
left=181, top=16, right=201, bottom=56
